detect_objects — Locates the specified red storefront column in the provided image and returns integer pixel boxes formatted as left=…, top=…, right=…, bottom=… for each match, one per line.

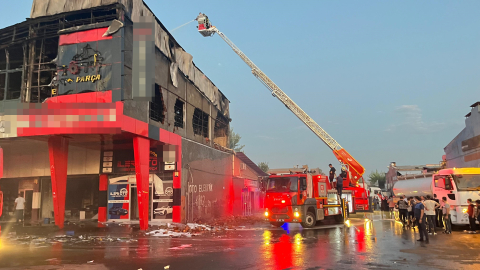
left=172, top=139, right=182, bottom=223
left=48, top=136, right=69, bottom=229
left=133, top=136, right=150, bottom=230
left=98, top=174, right=108, bottom=224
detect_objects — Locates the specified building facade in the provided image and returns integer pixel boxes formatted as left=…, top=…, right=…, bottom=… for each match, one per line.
left=0, top=0, right=247, bottom=229
left=445, top=102, right=480, bottom=168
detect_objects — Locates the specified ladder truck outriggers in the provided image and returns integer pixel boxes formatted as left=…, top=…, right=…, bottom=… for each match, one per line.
left=196, top=15, right=370, bottom=221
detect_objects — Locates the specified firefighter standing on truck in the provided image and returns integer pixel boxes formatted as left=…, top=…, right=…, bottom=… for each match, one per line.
left=329, top=164, right=336, bottom=184
left=336, top=175, right=343, bottom=197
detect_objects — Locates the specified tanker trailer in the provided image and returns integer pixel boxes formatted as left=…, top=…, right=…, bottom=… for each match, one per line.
left=392, top=177, right=433, bottom=198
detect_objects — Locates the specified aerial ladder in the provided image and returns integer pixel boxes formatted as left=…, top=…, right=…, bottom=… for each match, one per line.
left=196, top=15, right=369, bottom=211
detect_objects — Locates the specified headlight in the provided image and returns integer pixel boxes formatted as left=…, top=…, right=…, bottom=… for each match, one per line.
left=462, top=208, right=467, bottom=213
left=294, top=208, right=298, bottom=211
left=265, top=211, right=269, bottom=217
left=294, top=212, right=300, bottom=217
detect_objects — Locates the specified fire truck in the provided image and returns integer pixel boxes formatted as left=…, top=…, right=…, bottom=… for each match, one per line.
left=264, top=169, right=345, bottom=228
left=196, top=15, right=370, bottom=212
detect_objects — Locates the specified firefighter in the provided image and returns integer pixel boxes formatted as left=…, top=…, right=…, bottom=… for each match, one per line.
left=336, top=175, right=343, bottom=197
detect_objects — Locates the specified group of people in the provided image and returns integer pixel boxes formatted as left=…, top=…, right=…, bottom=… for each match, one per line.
left=386, top=195, right=480, bottom=243
left=466, top=198, right=480, bottom=233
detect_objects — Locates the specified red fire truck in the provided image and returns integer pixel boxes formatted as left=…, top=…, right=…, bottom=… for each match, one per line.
left=264, top=170, right=345, bottom=228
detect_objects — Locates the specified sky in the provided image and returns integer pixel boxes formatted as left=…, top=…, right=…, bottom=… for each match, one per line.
left=3, top=0, right=480, bottom=176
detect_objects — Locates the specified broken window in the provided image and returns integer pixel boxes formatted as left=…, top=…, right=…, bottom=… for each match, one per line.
left=193, top=108, right=209, bottom=138
left=6, top=72, right=22, bottom=100
left=214, top=113, right=229, bottom=147
left=0, top=74, right=5, bottom=100
left=174, top=99, right=184, bottom=128
left=0, top=49, right=6, bottom=70
left=150, top=84, right=165, bottom=123
left=7, top=46, right=24, bottom=70
left=29, top=37, right=58, bottom=103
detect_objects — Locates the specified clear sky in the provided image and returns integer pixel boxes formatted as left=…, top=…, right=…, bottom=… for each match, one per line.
left=3, top=1, right=480, bottom=176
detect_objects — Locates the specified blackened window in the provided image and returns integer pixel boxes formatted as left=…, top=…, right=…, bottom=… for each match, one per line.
left=6, top=72, right=22, bottom=100
left=150, top=84, right=165, bottom=123
left=0, top=49, right=6, bottom=70
left=174, top=99, right=184, bottom=128
left=7, top=46, right=24, bottom=70
left=0, top=74, right=5, bottom=101
left=0, top=47, right=24, bottom=101
left=193, top=108, right=209, bottom=137
left=214, top=113, right=229, bottom=138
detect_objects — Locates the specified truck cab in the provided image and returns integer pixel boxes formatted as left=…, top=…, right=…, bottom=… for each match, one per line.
left=433, top=168, right=480, bottom=225
left=264, top=173, right=344, bottom=228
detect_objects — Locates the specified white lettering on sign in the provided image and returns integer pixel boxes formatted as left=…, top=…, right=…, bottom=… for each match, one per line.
left=188, top=183, right=213, bottom=193
left=110, top=188, right=128, bottom=197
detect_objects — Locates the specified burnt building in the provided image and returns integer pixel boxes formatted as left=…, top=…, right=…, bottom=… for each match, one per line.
left=0, top=0, right=239, bottom=229
left=444, top=102, right=480, bottom=168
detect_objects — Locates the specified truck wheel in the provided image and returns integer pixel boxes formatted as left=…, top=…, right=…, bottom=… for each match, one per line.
left=270, top=222, right=284, bottom=227
left=301, top=212, right=316, bottom=228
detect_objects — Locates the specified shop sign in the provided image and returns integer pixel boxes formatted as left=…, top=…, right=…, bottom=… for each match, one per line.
left=108, top=184, right=130, bottom=220
left=57, top=44, right=104, bottom=88
left=100, top=149, right=162, bottom=174
left=153, top=181, right=173, bottom=220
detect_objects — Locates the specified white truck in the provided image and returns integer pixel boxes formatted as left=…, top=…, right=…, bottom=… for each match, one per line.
left=393, top=168, right=480, bottom=226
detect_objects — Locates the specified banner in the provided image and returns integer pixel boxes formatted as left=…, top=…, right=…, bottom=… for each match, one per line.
left=153, top=181, right=173, bottom=219
left=108, top=184, right=130, bottom=219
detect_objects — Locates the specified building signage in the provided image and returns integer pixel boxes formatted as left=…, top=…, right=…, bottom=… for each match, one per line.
left=153, top=181, right=174, bottom=220
left=108, top=184, right=130, bottom=220
left=101, top=148, right=165, bottom=174
left=57, top=44, right=104, bottom=87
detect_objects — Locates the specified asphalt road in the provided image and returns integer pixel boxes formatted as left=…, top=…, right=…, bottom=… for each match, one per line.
left=1, top=211, right=480, bottom=270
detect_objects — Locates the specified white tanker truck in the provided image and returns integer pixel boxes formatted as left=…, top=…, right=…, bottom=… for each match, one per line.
left=393, top=168, right=480, bottom=226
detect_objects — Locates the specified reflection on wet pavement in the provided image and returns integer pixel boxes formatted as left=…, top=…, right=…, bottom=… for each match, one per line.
left=1, top=212, right=480, bottom=269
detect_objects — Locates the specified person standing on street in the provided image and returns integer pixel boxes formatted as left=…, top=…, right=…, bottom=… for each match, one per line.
left=433, top=194, right=443, bottom=228
left=414, top=196, right=428, bottom=243
left=387, top=196, right=395, bottom=217
left=329, top=164, right=336, bottom=184
left=442, top=197, right=451, bottom=234
left=14, top=192, right=25, bottom=224
left=424, top=195, right=440, bottom=235
left=397, top=196, right=408, bottom=227
left=475, top=200, right=480, bottom=231
left=466, top=198, right=476, bottom=234
left=406, top=197, right=414, bottom=229
left=373, top=196, right=379, bottom=211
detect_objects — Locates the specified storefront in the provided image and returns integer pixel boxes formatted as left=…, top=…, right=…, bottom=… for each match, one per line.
left=107, top=173, right=173, bottom=221
left=102, top=145, right=175, bottom=222
left=0, top=175, right=99, bottom=223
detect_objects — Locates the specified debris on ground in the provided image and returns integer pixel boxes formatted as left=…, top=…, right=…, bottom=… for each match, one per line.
left=2, top=233, right=138, bottom=246
left=168, top=244, right=192, bottom=250
left=146, top=215, right=266, bottom=238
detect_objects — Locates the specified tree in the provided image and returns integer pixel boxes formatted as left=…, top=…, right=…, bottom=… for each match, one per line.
left=257, top=162, right=269, bottom=173
left=368, top=170, right=386, bottom=188
left=229, top=127, right=245, bottom=152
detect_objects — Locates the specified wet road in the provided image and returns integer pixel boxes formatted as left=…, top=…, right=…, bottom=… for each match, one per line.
left=1, top=212, right=480, bottom=270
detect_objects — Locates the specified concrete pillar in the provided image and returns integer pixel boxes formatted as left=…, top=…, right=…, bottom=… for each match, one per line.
left=133, top=136, right=150, bottom=230
left=48, top=136, right=69, bottom=229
